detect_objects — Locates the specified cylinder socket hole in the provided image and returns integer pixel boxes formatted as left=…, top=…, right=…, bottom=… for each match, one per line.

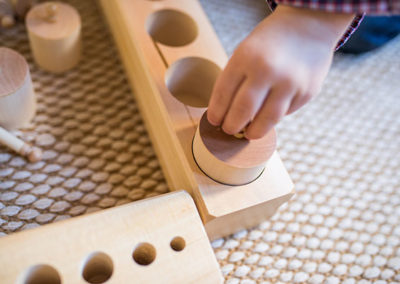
left=165, top=57, right=221, bottom=107
left=170, top=236, right=186, bottom=252
left=146, top=9, right=198, bottom=47
left=23, top=264, right=61, bottom=284
left=132, top=242, right=156, bottom=266
left=82, top=252, right=113, bottom=283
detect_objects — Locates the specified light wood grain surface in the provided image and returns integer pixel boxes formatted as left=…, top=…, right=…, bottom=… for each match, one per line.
left=0, top=191, right=222, bottom=284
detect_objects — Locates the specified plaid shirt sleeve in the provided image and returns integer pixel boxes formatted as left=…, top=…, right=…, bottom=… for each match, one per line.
left=266, top=0, right=400, bottom=49
left=266, top=0, right=400, bottom=14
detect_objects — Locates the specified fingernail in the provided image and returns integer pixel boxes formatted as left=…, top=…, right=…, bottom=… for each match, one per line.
left=244, top=131, right=255, bottom=140
left=207, top=113, right=219, bottom=126
left=221, top=126, right=234, bottom=135
left=245, top=120, right=275, bottom=140
left=208, top=119, right=219, bottom=126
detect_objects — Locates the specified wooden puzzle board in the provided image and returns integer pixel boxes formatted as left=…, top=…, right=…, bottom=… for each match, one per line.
left=98, top=0, right=294, bottom=240
left=1, top=0, right=400, bottom=282
left=0, top=191, right=222, bottom=283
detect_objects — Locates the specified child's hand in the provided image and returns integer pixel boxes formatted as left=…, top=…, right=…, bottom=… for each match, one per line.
left=207, top=5, right=354, bottom=139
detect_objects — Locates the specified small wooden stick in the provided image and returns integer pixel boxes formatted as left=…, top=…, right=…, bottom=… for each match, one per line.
left=35, top=2, right=57, bottom=23
left=216, top=126, right=246, bottom=139
left=233, top=130, right=246, bottom=139
left=0, top=126, right=42, bottom=162
left=233, top=125, right=248, bottom=139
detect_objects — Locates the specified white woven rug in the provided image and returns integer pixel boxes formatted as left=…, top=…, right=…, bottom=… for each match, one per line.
left=1, top=0, right=399, bottom=283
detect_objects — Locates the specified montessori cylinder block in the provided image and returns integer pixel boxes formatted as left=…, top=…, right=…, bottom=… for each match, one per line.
left=26, top=1, right=81, bottom=73
left=192, top=112, right=277, bottom=186
left=0, top=47, right=36, bottom=130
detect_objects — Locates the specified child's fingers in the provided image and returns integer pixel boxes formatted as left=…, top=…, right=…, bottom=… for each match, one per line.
left=221, top=78, right=269, bottom=135
left=286, top=92, right=312, bottom=115
left=207, top=58, right=245, bottom=126
left=245, top=88, right=293, bottom=139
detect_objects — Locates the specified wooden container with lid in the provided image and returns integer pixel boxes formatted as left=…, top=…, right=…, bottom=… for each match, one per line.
left=26, top=1, right=81, bottom=73
left=0, top=47, right=36, bottom=130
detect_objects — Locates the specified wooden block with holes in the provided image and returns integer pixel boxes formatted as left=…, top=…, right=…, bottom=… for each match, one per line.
left=99, top=0, right=294, bottom=240
left=0, top=191, right=223, bottom=284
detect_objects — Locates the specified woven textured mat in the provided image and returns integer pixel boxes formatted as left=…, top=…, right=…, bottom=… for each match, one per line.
left=1, top=0, right=400, bottom=283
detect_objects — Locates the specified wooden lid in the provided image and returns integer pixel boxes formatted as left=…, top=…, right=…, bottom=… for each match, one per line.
left=26, top=2, right=81, bottom=40
left=0, top=47, right=29, bottom=98
left=199, top=111, right=276, bottom=168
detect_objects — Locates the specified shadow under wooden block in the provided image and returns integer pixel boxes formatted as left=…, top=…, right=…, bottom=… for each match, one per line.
left=0, top=191, right=222, bottom=284
left=99, top=0, right=294, bottom=240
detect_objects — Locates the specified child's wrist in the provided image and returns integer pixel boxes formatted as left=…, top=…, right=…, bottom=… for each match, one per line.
left=273, top=5, right=355, bottom=49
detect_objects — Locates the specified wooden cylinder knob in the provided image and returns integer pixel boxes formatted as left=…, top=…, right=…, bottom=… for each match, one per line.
left=0, top=0, right=15, bottom=28
left=26, top=2, right=81, bottom=73
left=192, top=112, right=277, bottom=186
left=0, top=126, right=42, bottom=162
left=0, top=47, right=36, bottom=130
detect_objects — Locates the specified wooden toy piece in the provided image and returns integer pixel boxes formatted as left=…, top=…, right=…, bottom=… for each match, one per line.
left=0, top=0, right=37, bottom=28
left=1, top=13, right=14, bottom=27
left=99, top=0, right=294, bottom=240
left=193, top=111, right=276, bottom=186
left=0, top=47, right=36, bottom=130
left=26, top=1, right=81, bottom=73
left=233, top=129, right=246, bottom=139
left=0, top=126, right=42, bottom=162
left=11, top=0, right=37, bottom=19
left=0, top=0, right=15, bottom=28
left=0, top=191, right=223, bottom=284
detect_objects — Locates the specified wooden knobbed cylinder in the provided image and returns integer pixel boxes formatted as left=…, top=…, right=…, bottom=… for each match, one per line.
left=0, top=47, right=36, bottom=130
left=26, top=1, right=81, bottom=73
left=192, top=112, right=277, bottom=186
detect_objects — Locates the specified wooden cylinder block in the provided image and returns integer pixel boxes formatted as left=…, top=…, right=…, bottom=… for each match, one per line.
left=192, top=112, right=277, bottom=186
left=0, top=47, right=36, bottom=130
left=26, top=1, right=81, bottom=73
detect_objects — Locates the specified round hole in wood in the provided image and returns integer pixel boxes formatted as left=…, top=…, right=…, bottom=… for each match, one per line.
left=165, top=57, right=221, bottom=107
left=146, top=9, right=197, bottom=47
left=170, top=236, right=186, bottom=252
left=23, top=264, right=61, bottom=284
left=82, top=252, right=113, bottom=284
left=132, top=242, right=156, bottom=265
